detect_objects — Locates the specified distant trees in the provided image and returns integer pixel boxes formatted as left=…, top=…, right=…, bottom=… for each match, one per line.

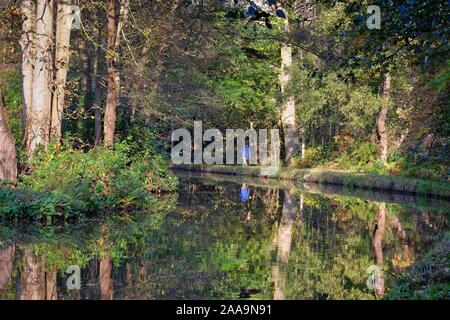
left=0, top=0, right=445, bottom=173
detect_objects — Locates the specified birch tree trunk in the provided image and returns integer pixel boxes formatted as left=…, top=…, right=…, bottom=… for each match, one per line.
left=28, top=0, right=54, bottom=157
left=279, top=17, right=299, bottom=165
left=377, top=74, right=390, bottom=163
left=19, top=0, right=35, bottom=137
left=51, top=0, right=73, bottom=140
left=0, top=90, right=18, bottom=182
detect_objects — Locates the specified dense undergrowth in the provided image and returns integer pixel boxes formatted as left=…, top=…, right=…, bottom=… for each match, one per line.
left=291, top=139, right=449, bottom=181
left=0, top=132, right=178, bottom=221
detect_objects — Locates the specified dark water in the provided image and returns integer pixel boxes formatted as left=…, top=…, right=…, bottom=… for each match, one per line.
left=1, top=173, right=449, bottom=300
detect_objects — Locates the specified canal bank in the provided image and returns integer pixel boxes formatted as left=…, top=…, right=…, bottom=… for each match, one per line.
left=171, top=165, right=450, bottom=200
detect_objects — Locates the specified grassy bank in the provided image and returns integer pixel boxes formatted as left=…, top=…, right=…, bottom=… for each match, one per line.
left=172, top=164, right=450, bottom=200
left=386, top=232, right=450, bottom=300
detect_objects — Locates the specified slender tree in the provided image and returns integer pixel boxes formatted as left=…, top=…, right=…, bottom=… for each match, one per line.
left=28, top=0, right=54, bottom=156
left=104, top=0, right=118, bottom=145
left=377, top=74, right=390, bottom=163
left=51, top=0, right=74, bottom=140
left=279, top=15, right=299, bottom=165
left=19, top=0, right=35, bottom=136
left=104, top=0, right=129, bottom=145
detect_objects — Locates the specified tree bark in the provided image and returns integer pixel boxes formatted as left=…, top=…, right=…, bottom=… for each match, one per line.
left=28, top=0, right=54, bottom=157
left=0, top=245, right=15, bottom=297
left=93, top=43, right=104, bottom=145
left=100, top=251, right=112, bottom=300
left=51, top=0, right=73, bottom=140
left=377, top=74, right=390, bottom=163
left=103, top=0, right=118, bottom=145
left=0, top=90, right=18, bottom=182
left=45, top=271, right=58, bottom=300
left=373, top=202, right=386, bottom=297
left=92, top=7, right=105, bottom=145
left=79, top=38, right=92, bottom=110
left=19, top=246, right=46, bottom=300
left=272, top=190, right=296, bottom=300
left=300, top=121, right=306, bottom=159
left=279, top=17, right=299, bottom=165
left=19, top=0, right=35, bottom=138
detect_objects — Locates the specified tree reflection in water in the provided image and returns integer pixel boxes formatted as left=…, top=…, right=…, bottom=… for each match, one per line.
left=0, top=176, right=448, bottom=300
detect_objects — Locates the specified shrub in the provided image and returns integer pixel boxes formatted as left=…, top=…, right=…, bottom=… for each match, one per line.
left=3, top=136, right=178, bottom=220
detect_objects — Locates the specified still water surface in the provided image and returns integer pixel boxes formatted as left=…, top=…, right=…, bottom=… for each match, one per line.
left=0, top=173, right=449, bottom=299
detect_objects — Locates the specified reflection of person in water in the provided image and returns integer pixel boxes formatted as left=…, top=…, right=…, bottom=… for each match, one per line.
left=240, top=183, right=252, bottom=225
left=240, top=183, right=250, bottom=202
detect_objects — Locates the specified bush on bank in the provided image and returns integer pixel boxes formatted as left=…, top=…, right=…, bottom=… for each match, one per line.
left=291, top=141, right=449, bottom=181
left=0, top=137, right=178, bottom=221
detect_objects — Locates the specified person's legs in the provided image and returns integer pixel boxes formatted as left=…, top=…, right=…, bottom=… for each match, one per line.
left=242, top=154, right=248, bottom=166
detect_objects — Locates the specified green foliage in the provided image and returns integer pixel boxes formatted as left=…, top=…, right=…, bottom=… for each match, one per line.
left=0, top=68, right=22, bottom=144
left=334, top=142, right=382, bottom=173
left=0, top=134, right=178, bottom=220
left=210, top=39, right=279, bottom=129
left=291, top=143, right=335, bottom=168
left=386, top=232, right=450, bottom=300
left=292, top=139, right=448, bottom=180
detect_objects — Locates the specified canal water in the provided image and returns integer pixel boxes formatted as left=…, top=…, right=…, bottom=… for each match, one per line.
left=0, top=173, right=448, bottom=300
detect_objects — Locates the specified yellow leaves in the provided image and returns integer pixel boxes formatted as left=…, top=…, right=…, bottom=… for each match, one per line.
left=396, top=106, right=413, bottom=121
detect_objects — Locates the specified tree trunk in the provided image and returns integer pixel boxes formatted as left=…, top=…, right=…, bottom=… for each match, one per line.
left=51, top=0, right=73, bottom=141
left=100, top=251, right=112, bottom=300
left=19, top=246, right=46, bottom=300
left=93, top=43, right=104, bottom=145
left=19, top=0, right=35, bottom=138
left=0, top=90, right=18, bottom=182
left=92, top=8, right=104, bottom=145
left=130, top=44, right=149, bottom=119
left=272, top=190, right=296, bottom=300
left=103, top=0, right=118, bottom=145
left=373, top=202, right=386, bottom=297
left=79, top=38, right=92, bottom=111
left=377, top=74, right=390, bottom=163
left=300, top=121, right=306, bottom=159
left=28, top=0, right=54, bottom=157
left=0, top=245, right=15, bottom=297
left=45, top=271, right=58, bottom=300
left=279, top=17, right=299, bottom=165
left=277, top=191, right=295, bottom=264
